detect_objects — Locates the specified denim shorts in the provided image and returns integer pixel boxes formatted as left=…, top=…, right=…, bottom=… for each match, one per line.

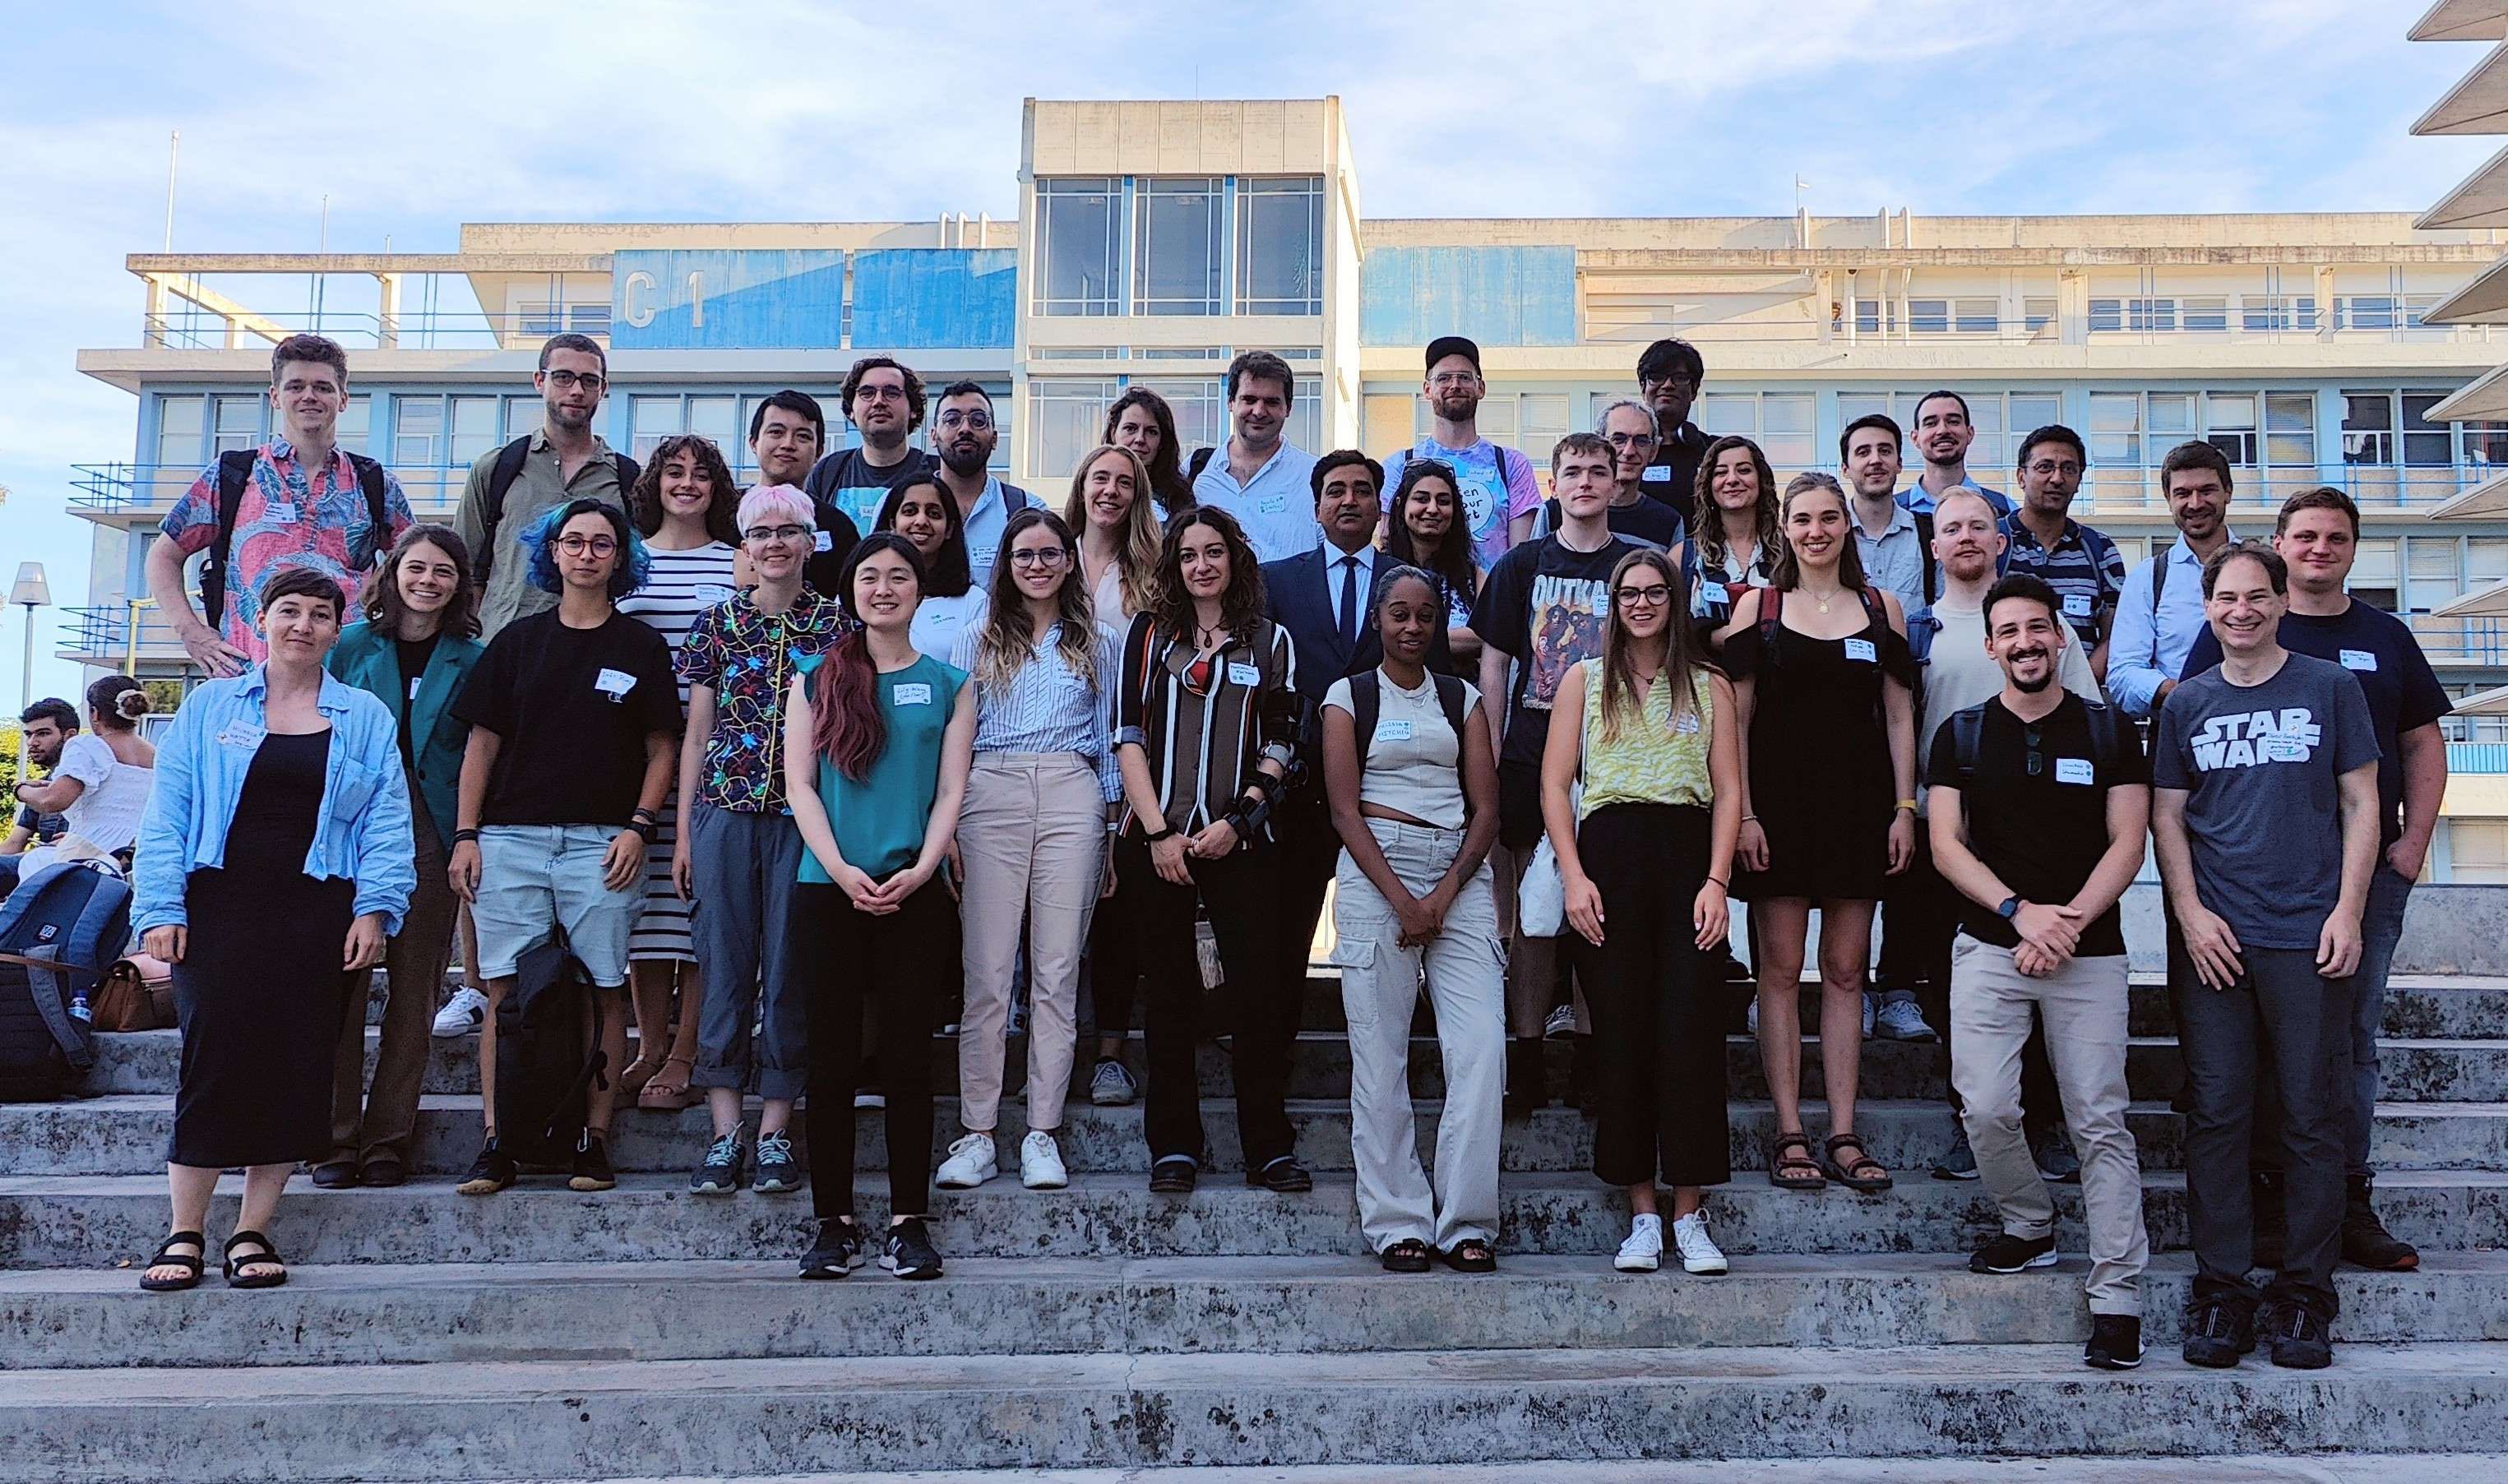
left=470, top=824, right=636, bottom=987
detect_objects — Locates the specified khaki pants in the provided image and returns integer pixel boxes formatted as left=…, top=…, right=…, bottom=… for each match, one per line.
left=1951, top=936, right=2149, bottom=1316
left=330, top=774, right=458, bottom=1167
left=956, top=753, right=1105, bottom=1134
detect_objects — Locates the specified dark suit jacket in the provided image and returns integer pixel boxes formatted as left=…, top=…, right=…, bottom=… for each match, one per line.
left=1261, top=545, right=1455, bottom=788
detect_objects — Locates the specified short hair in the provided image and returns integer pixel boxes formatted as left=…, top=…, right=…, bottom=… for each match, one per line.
left=368, top=523, right=481, bottom=640
left=934, top=379, right=993, bottom=409
left=2203, top=539, right=2287, bottom=599
left=2016, top=423, right=2087, bottom=469
left=841, top=356, right=926, bottom=432
left=1839, top=412, right=1903, bottom=463
left=1372, top=563, right=1443, bottom=621
left=1552, top=431, right=1615, bottom=473
left=18, top=697, right=76, bottom=733
left=1226, top=349, right=1295, bottom=405
left=1594, top=397, right=1657, bottom=437
left=2275, top=484, right=2362, bottom=540
left=747, top=389, right=826, bottom=447
left=1982, top=572, right=2063, bottom=631
left=2160, top=439, right=2235, bottom=496
left=1912, top=389, right=1971, bottom=425
left=736, top=484, right=814, bottom=534
left=536, top=332, right=607, bottom=375
left=1636, top=338, right=1705, bottom=387
left=258, top=564, right=347, bottom=621
left=1310, top=449, right=1383, bottom=502
left=269, top=333, right=349, bottom=387
left=523, top=497, right=650, bottom=600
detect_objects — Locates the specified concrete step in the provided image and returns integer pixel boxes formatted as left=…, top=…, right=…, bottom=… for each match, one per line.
left=6, top=1169, right=2503, bottom=1268
left=9, top=1092, right=2502, bottom=1180
left=4, top=1342, right=2505, bottom=1479
left=7, top=1251, right=2503, bottom=1371
left=402, top=1462, right=2508, bottom=1484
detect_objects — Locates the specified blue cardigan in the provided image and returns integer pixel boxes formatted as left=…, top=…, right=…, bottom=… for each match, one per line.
left=326, top=619, right=484, bottom=848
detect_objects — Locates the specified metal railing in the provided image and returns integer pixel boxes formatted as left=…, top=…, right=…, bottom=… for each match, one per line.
left=62, top=604, right=187, bottom=668
left=71, top=463, right=470, bottom=520
left=2075, top=463, right=2496, bottom=516
left=2446, top=741, right=2508, bottom=774
left=2408, top=614, right=2508, bottom=664
left=142, top=309, right=612, bottom=354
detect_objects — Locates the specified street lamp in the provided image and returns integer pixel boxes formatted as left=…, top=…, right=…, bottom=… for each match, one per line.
left=10, top=562, right=50, bottom=712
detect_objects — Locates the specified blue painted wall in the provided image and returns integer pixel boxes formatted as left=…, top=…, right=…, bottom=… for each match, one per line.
left=851, top=248, right=1018, bottom=349
left=610, top=249, right=847, bottom=349
left=1360, top=246, right=1578, bottom=348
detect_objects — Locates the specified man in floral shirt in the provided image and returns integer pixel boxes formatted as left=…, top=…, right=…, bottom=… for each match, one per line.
left=672, top=485, right=853, bottom=1195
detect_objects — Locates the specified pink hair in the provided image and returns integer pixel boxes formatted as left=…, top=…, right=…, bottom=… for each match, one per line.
left=736, top=483, right=813, bottom=534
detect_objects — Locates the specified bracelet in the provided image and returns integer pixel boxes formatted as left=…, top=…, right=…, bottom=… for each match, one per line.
left=1144, top=825, right=1178, bottom=844
left=1739, top=813, right=1758, bottom=824
left=626, top=819, right=655, bottom=842
left=1895, top=799, right=1918, bottom=813
left=1705, top=875, right=1730, bottom=890
left=632, top=807, right=659, bottom=824
left=452, top=828, right=481, bottom=845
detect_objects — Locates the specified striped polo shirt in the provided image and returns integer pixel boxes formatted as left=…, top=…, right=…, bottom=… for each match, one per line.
left=2000, top=514, right=2126, bottom=644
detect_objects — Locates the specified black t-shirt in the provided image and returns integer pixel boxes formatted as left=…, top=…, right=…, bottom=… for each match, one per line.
left=799, top=448, right=930, bottom=594
left=451, top=610, right=682, bottom=827
left=1468, top=533, right=1640, bottom=769
left=1637, top=421, right=1709, bottom=511
left=392, top=632, right=441, bottom=768
left=1923, top=692, right=2148, bottom=956
left=1541, top=494, right=1683, bottom=549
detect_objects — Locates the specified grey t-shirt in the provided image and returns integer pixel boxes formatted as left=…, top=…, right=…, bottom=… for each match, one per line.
left=2153, top=651, right=2381, bottom=950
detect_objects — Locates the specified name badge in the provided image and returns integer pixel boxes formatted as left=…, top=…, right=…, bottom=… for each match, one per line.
left=408, top=677, right=423, bottom=703
left=1642, top=465, right=1672, bottom=482
left=2062, top=593, right=2092, bottom=618
left=2339, top=648, right=2378, bottom=673
left=695, top=584, right=735, bottom=607
left=594, top=668, right=637, bottom=701
left=893, top=682, right=934, bottom=705
left=2055, top=757, right=2094, bottom=786
left=1257, top=496, right=1286, bottom=515
left=1673, top=711, right=1701, bottom=736
left=1844, top=637, right=1877, bottom=663
left=216, top=719, right=266, bottom=751
left=812, top=530, right=833, bottom=553
left=1227, top=661, right=1262, bottom=688
left=266, top=503, right=300, bottom=525
left=1374, top=719, right=1414, bottom=743
left=2264, top=736, right=2310, bottom=763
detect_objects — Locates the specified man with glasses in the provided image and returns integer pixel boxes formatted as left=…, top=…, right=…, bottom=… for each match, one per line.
left=2002, top=425, right=2127, bottom=684
left=802, top=357, right=936, bottom=590
left=1534, top=400, right=1685, bottom=549
left=1635, top=339, right=1711, bottom=511
left=1381, top=336, right=1542, bottom=568
left=1194, top=350, right=1320, bottom=562
left=928, top=381, right=1034, bottom=586
left=455, top=333, right=639, bottom=640
left=1898, top=390, right=2015, bottom=520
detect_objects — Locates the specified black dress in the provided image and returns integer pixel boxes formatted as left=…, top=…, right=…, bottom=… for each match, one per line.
left=169, top=728, right=356, bottom=1167
left=1724, top=589, right=1914, bottom=903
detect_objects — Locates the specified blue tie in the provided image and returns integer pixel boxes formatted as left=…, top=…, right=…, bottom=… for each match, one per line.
left=1338, top=554, right=1363, bottom=650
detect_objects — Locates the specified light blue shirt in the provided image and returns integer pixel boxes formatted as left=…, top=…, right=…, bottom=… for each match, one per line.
left=1192, top=441, right=1321, bottom=563
left=1853, top=500, right=1928, bottom=613
left=1897, top=474, right=2014, bottom=520
left=957, top=476, right=1032, bottom=588
left=951, top=621, right=1127, bottom=802
left=2107, top=529, right=2242, bottom=719
left=1326, top=540, right=1379, bottom=638
left=132, top=665, right=416, bottom=936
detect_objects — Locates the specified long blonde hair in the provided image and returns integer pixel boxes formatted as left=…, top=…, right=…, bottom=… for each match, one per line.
left=1061, top=443, right=1162, bottom=617
left=1598, top=548, right=1708, bottom=742
left=974, top=507, right=1100, bottom=688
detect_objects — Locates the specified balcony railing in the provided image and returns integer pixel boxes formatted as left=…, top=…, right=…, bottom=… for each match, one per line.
left=143, top=308, right=612, bottom=354
left=2075, top=462, right=2497, bottom=517
left=71, top=463, right=470, bottom=521
left=62, top=604, right=190, bottom=668
left=2448, top=741, right=2508, bottom=774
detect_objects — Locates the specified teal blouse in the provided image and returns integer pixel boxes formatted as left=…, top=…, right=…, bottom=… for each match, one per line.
left=794, top=650, right=966, bottom=882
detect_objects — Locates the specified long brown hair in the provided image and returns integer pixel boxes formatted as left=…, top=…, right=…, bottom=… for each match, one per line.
left=1598, top=548, right=1710, bottom=741
left=364, top=523, right=481, bottom=639
left=1692, top=434, right=1780, bottom=579
left=812, top=533, right=926, bottom=783
left=1149, top=505, right=1267, bottom=645
left=1061, top=444, right=1162, bottom=617
left=975, top=508, right=1100, bottom=688
left=1381, top=458, right=1478, bottom=605
left=1102, top=387, right=1196, bottom=515
left=628, top=433, right=741, bottom=545
left=1768, top=471, right=1874, bottom=594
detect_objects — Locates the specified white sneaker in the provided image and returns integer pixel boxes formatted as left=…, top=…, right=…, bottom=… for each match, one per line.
left=1019, top=1130, right=1069, bottom=1189
left=1873, top=997, right=1937, bottom=1042
left=1673, top=1211, right=1729, bottom=1275
left=1542, top=1004, right=1578, bottom=1040
left=1745, top=997, right=1759, bottom=1037
left=431, top=986, right=488, bottom=1038
left=1614, top=1213, right=1664, bottom=1273
left=934, top=1131, right=998, bottom=1189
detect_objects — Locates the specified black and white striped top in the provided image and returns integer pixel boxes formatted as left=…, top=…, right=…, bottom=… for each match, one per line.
left=1114, top=611, right=1301, bottom=839
left=618, top=543, right=742, bottom=705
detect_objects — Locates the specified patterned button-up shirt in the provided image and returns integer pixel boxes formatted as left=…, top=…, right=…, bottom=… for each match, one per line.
left=160, top=437, right=413, bottom=663
left=674, top=585, right=852, bottom=812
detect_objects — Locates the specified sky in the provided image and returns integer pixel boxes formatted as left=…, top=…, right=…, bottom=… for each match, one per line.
left=0, top=0, right=2497, bottom=705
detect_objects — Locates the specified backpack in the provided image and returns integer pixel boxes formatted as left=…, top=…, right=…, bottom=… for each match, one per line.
left=1187, top=446, right=1216, bottom=484
left=0, top=861, right=130, bottom=1102
left=1946, top=697, right=2126, bottom=786
left=480, top=437, right=641, bottom=586
left=1345, top=669, right=1475, bottom=805
left=1753, top=585, right=1891, bottom=668
left=201, top=449, right=392, bottom=632
left=490, top=930, right=608, bottom=1167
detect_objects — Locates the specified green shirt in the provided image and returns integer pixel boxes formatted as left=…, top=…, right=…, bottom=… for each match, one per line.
left=794, top=650, right=965, bottom=882
left=454, top=428, right=632, bottom=640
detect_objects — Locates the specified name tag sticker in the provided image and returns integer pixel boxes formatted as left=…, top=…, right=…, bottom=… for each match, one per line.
left=2055, top=756, right=2094, bottom=786
left=1257, top=496, right=1286, bottom=515
left=695, top=584, right=735, bottom=607
left=1673, top=711, right=1702, bottom=736
left=893, top=682, right=934, bottom=706
left=2063, top=593, right=2093, bottom=618
left=1227, top=662, right=1262, bottom=688
left=1844, top=638, right=1877, bottom=663
left=216, top=719, right=266, bottom=751
left=2340, top=648, right=2378, bottom=672
left=408, top=677, right=423, bottom=703
left=812, top=530, right=833, bottom=552
left=1642, top=465, right=1671, bottom=482
left=593, top=668, right=637, bottom=700
left=2265, top=736, right=2310, bottom=763
left=266, top=503, right=300, bottom=525
left=1374, top=719, right=1414, bottom=743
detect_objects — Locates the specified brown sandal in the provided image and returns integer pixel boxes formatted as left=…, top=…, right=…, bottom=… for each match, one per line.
left=1823, top=1132, right=1894, bottom=1192
left=1769, top=1130, right=1826, bottom=1190
left=638, top=1054, right=697, bottom=1112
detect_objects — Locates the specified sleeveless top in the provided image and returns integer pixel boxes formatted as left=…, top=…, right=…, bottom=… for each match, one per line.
left=1578, top=657, right=1714, bottom=816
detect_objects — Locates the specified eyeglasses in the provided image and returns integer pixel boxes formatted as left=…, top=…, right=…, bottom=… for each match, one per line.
left=855, top=385, right=908, bottom=403
left=555, top=534, right=618, bottom=557
left=1614, top=585, right=1673, bottom=606
left=543, top=370, right=606, bottom=393
left=936, top=409, right=994, bottom=430
left=1009, top=548, right=1068, bottom=569
left=2025, top=460, right=2085, bottom=478
left=743, top=524, right=812, bottom=545
left=1641, top=374, right=1697, bottom=395
left=1428, top=372, right=1479, bottom=389
left=1605, top=431, right=1660, bottom=449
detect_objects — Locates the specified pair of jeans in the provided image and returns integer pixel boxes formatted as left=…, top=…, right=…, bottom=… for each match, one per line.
left=687, top=804, right=807, bottom=1100
left=2251, top=866, right=2413, bottom=1181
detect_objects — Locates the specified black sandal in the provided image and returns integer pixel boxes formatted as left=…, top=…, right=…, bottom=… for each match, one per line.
left=1381, top=1238, right=1432, bottom=1273
left=1441, top=1238, right=1497, bottom=1274
left=222, top=1229, right=289, bottom=1289
left=1769, top=1130, right=1826, bottom=1190
left=1149, top=1157, right=1197, bottom=1195
left=138, top=1231, right=206, bottom=1292
left=1824, top=1132, right=1895, bottom=1193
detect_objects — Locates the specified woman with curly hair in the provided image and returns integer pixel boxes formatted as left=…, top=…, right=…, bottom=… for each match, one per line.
left=1103, top=387, right=1196, bottom=516
left=1669, top=434, right=1781, bottom=644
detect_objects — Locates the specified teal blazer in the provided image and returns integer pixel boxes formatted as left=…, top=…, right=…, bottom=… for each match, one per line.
left=326, top=619, right=485, bottom=848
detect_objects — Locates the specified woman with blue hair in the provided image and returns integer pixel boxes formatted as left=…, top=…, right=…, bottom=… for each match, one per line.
left=444, top=497, right=682, bottom=1195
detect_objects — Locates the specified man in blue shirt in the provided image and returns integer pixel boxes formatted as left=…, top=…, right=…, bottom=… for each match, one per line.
left=1897, top=390, right=2015, bottom=520
left=2177, top=486, right=2447, bottom=1277
left=928, top=381, right=1034, bottom=587
left=2107, top=442, right=2242, bottom=719
left=2002, top=424, right=2127, bottom=684
left=1192, top=350, right=1321, bottom=562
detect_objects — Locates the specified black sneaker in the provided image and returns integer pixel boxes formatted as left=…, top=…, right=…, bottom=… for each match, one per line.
left=691, top=1131, right=746, bottom=1195
left=2265, top=1302, right=2334, bottom=1370
left=752, top=1130, right=802, bottom=1194
left=2181, top=1298, right=2256, bottom=1368
left=2084, top=1313, right=2146, bottom=1371
left=567, top=1130, right=617, bottom=1193
left=1248, top=1155, right=1313, bottom=1193
left=1149, top=1156, right=1197, bottom=1195
left=455, top=1137, right=516, bottom=1196
left=1969, top=1231, right=2058, bottom=1274
left=798, top=1218, right=864, bottom=1279
left=881, top=1216, right=944, bottom=1280
left=2341, top=1175, right=2420, bottom=1272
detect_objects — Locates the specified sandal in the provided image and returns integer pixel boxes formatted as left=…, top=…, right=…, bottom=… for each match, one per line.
left=1823, top=1132, right=1895, bottom=1193
left=222, top=1229, right=289, bottom=1290
left=1381, top=1238, right=1432, bottom=1274
left=138, top=1231, right=206, bottom=1292
left=1769, top=1130, right=1826, bottom=1190
left=1441, top=1238, right=1497, bottom=1274
left=616, top=1052, right=664, bottom=1099
left=637, top=1053, right=697, bottom=1112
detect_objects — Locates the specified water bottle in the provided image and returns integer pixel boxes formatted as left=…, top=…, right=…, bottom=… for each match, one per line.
left=69, top=990, right=91, bottom=1024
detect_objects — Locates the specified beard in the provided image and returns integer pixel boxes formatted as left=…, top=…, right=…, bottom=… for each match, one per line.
left=939, top=442, right=990, bottom=476
left=2009, top=662, right=2054, bottom=694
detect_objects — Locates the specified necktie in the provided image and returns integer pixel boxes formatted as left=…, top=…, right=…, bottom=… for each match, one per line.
left=1338, top=554, right=1363, bottom=649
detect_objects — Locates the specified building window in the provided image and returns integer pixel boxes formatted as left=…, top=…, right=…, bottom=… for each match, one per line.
left=2351, top=539, right=2399, bottom=612
left=1699, top=391, right=1816, bottom=471
left=2183, top=296, right=2230, bottom=332
left=336, top=396, right=370, bottom=455
left=449, top=396, right=499, bottom=469
left=1135, top=177, right=1224, bottom=317
left=2089, top=299, right=2122, bottom=333
left=2344, top=391, right=2396, bottom=465
left=2339, top=295, right=2399, bottom=331
left=2024, top=297, right=2057, bottom=333
left=2128, top=298, right=2177, bottom=332
left=392, top=400, right=444, bottom=466
left=2265, top=392, right=2315, bottom=469
left=2450, top=821, right=2508, bottom=883
left=2408, top=536, right=2461, bottom=615
left=155, top=396, right=203, bottom=467
left=2404, top=392, right=2455, bottom=467
left=2466, top=422, right=2508, bottom=472
left=1854, top=299, right=1885, bottom=334
left=1955, top=298, right=1998, bottom=334
left=2203, top=393, right=2258, bottom=466
left=2241, top=295, right=2321, bottom=332
left=1027, top=378, right=1117, bottom=483
left=1034, top=178, right=1119, bottom=317
left=1237, top=177, right=1325, bottom=316
left=1908, top=298, right=1949, bottom=334
left=212, top=395, right=260, bottom=455
left=1136, top=377, right=1228, bottom=455
left=2088, top=392, right=2140, bottom=473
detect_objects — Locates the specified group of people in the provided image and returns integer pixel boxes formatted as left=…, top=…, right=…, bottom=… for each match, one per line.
left=66, top=326, right=2444, bottom=1378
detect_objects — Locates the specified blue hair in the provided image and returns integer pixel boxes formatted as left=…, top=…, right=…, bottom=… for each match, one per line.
left=523, top=498, right=650, bottom=600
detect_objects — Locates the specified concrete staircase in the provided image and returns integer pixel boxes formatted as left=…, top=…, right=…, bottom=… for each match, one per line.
left=4, top=884, right=2507, bottom=1480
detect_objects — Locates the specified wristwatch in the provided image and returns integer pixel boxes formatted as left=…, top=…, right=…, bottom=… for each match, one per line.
left=1997, top=895, right=2022, bottom=921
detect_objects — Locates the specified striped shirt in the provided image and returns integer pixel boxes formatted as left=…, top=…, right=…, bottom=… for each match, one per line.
left=616, top=540, right=739, bottom=963
left=951, top=620, right=1127, bottom=802
left=1114, top=611, right=1302, bottom=838
left=2001, top=515, right=2126, bottom=646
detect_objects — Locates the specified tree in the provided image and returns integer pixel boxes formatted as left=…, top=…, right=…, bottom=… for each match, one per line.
left=0, top=721, right=21, bottom=797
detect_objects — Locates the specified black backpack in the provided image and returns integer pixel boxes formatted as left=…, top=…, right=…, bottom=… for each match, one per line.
left=0, top=862, right=128, bottom=1103
left=491, top=931, right=608, bottom=1167
left=1345, top=669, right=1475, bottom=805
left=1187, top=446, right=1217, bottom=484
left=1946, top=697, right=2126, bottom=785
left=201, top=449, right=391, bottom=631
left=479, top=437, right=641, bottom=586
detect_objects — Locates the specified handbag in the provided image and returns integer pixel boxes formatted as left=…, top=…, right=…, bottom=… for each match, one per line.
left=91, top=953, right=177, bottom=1033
